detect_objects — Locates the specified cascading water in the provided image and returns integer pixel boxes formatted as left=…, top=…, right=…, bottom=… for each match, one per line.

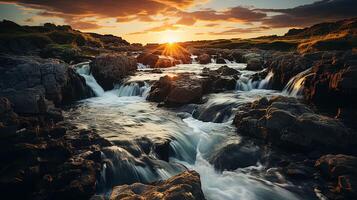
left=236, top=70, right=274, bottom=91
left=191, top=55, right=198, bottom=64
left=67, top=62, right=311, bottom=200
left=116, top=82, right=150, bottom=97
left=283, top=68, right=314, bottom=97
left=75, top=62, right=105, bottom=97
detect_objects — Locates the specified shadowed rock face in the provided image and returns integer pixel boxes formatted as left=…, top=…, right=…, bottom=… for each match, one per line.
left=234, top=96, right=357, bottom=153
left=90, top=53, right=137, bottom=90
left=110, top=170, right=206, bottom=200
left=0, top=98, right=111, bottom=200
left=147, top=74, right=203, bottom=105
left=316, top=154, right=357, bottom=198
left=0, top=55, right=92, bottom=114
left=198, top=53, right=211, bottom=64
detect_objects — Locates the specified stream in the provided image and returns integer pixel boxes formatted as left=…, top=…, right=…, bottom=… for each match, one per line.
left=64, top=61, right=313, bottom=200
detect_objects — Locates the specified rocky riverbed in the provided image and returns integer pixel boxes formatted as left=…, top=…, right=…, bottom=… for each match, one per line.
left=1, top=42, right=357, bottom=200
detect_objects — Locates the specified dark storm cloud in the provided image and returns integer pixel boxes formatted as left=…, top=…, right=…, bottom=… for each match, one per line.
left=258, top=0, right=357, bottom=27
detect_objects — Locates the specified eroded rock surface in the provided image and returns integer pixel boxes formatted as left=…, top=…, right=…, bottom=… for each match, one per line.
left=90, top=53, right=137, bottom=90
left=110, top=170, right=206, bottom=200
left=234, top=96, right=357, bottom=152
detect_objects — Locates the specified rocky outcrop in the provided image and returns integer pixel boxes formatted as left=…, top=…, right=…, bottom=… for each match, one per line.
left=198, top=53, right=211, bottom=64
left=90, top=53, right=137, bottom=90
left=147, top=66, right=240, bottom=106
left=0, top=55, right=92, bottom=114
left=316, top=154, right=357, bottom=198
left=137, top=53, right=159, bottom=67
left=302, top=51, right=357, bottom=110
left=234, top=96, right=357, bottom=152
left=0, top=98, right=111, bottom=200
left=200, top=66, right=240, bottom=91
left=244, top=53, right=263, bottom=71
left=209, top=140, right=262, bottom=171
left=147, top=73, right=203, bottom=105
left=110, top=170, right=206, bottom=200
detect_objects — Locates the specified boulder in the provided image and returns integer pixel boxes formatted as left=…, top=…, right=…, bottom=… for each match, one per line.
left=0, top=55, right=92, bottom=112
left=110, top=170, right=206, bottom=200
left=316, top=154, right=357, bottom=197
left=90, top=54, right=137, bottom=90
left=216, top=57, right=226, bottom=64
left=137, top=53, right=159, bottom=67
left=198, top=53, right=211, bottom=64
left=154, top=57, right=175, bottom=68
left=243, top=53, right=263, bottom=71
left=147, top=74, right=203, bottom=105
left=234, top=96, right=357, bottom=152
left=209, top=141, right=262, bottom=171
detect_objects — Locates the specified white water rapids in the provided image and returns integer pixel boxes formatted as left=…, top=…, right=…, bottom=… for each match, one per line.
left=67, top=61, right=315, bottom=200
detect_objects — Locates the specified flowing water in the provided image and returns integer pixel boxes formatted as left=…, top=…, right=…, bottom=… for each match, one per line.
left=283, top=68, right=314, bottom=97
left=66, top=62, right=314, bottom=200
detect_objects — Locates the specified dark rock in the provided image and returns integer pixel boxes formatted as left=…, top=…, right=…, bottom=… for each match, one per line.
left=234, top=96, right=357, bottom=152
left=147, top=74, right=203, bottom=105
left=198, top=53, right=211, bottom=64
left=137, top=53, right=159, bottom=67
left=0, top=55, right=92, bottom=110
left=216, top=57, right=226, bottom=64
left=316, top=154, right=357, bottom=197
left=209, top=141, right=262, bottom=171
left=110, top=170, right=206, bottom=200
left=90, top=53, right=137, bottom=90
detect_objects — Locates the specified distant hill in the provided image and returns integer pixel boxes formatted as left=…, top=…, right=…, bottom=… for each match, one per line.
left=181, top=18, right=357, bottom=53
left=0, top=20, right=137, bottom=62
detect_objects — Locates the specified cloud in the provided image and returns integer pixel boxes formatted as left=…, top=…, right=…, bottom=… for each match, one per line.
left=208, top=26, right=271, bottom=35
left=180, top=6, right=267, bottom=23
left=204, top=23, right=219, bottom=27
left=128, top=23, right=178, bottom=35
left=258, top=0, right=357, bottom=27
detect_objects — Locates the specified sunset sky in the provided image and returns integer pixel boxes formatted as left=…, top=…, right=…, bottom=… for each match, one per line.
left=0, top=0, right=356, bottom=44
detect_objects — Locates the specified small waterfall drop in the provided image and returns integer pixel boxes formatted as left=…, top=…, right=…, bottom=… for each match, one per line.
left=191, top=55, right=198, bottom=64
left=137, top=63, right=149, bottom=69
left=283, top=68, right=313, bottom=97
left=116, top=82, right=151, bottom=97
left=257, top=71, right=274, bottom=89
left=75, top=63, right=105, bottom=96
left=236, top=71, right=274, bottom=91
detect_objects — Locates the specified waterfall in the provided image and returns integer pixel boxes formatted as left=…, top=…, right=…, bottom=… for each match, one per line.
left=137, top=63, right=149, bottom=69
left=75, top=63, right=105, bottom=97
left=283, top=68, right=313, bottom=97
left=116, top=82, right=151, bottom=97
left=257, top=71, right=274, bottom=89
left=236, top=71, right=274, bottom=91
left=191, top=55, right=198, bottom=64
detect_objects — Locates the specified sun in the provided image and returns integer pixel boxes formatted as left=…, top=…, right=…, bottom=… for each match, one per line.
left=162, top=32, right=179, bottom=44
left=166, top=37, right=177, bottom=45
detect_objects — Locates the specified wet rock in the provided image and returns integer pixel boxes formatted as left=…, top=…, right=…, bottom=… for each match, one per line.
left=0, top=55, right=92, bottom=109
left=110, top=170, right=206, bottom=200
left=234, top=96, right=357, bottom=152
left=147, top=74, right=203, bottom=105
left=198, top=53, right=211, bottom=64
left=216, top=57, right=226, bottom=64
left=316, top=154, right=357, bottom=198
left=90, top=53, right=137, bottom=90
left=303, top=51, right=357, bottom=111
left=154, top=57, right=175, bottom=68
left=244, top=53, right=263, bottom=71
left=216, top=65, right=240, bottom=76
left=137, top=53, right=159, bottom=67
left=209, top=141, right=262, bottom=171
